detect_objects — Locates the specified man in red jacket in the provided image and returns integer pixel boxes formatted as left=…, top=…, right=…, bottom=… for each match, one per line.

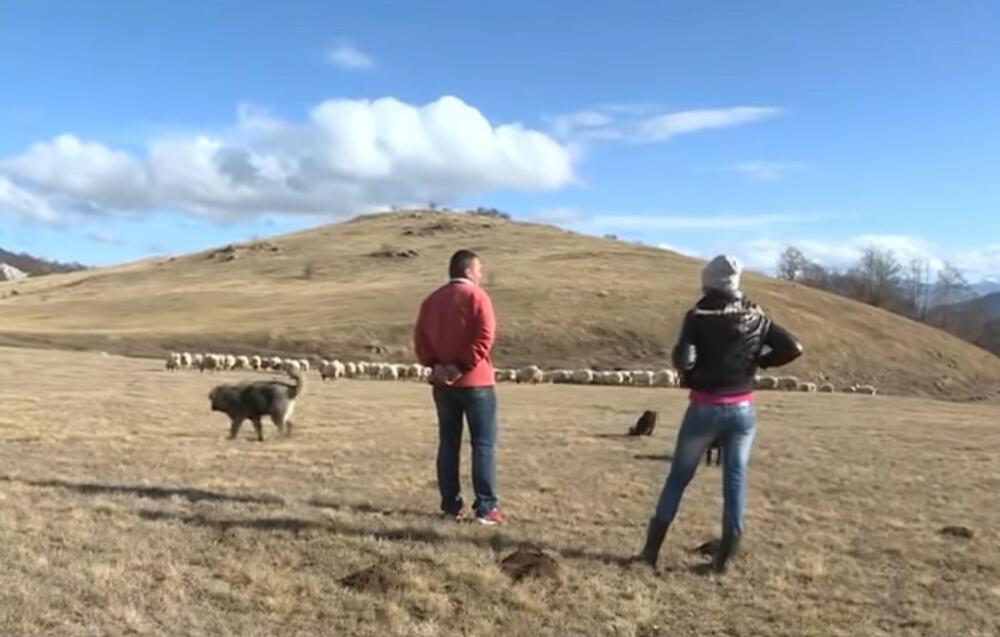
left=414, top=249, right=502, bottom=525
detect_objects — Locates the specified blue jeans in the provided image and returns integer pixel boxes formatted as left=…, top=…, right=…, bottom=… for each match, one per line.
left=432, top=385, right=498, bottom=517
left=653, top=402, right=756, bottom=542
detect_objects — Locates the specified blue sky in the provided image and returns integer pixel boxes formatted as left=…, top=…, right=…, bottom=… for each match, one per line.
left=1, top=1, right=998, bottom=280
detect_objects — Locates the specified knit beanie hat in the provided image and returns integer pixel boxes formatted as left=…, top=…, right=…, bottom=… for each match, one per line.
left=701, top=254, right=742, bottom=295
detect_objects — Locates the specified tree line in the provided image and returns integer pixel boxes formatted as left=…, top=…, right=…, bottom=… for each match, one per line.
left=775, top=246, right=995, bottom=353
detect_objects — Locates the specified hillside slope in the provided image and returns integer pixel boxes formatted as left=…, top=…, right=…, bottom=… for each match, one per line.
left=1, top=210, right=999, bottom=399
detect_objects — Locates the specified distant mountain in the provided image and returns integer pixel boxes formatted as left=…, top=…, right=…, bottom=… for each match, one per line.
left=938, top=292, right=1000, bottom=322
left=0, top=247, right=87, bottom=277
left=928, top=291, right=1000, bottom=357
left=971, top=280, right=1000, bottom=297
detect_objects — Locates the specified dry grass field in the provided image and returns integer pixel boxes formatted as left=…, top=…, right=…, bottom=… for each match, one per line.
left=1, top=210, right=999, bottom=400
left=1, top=346, right=998, bottom=636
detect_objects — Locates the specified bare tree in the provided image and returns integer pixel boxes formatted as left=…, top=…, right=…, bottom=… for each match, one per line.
left=901, top=257, right=933, bottom=320
left=933, top=262, right=970, bottom=308
left=800, top=261, right=831, bottom=289
left=852, top=245, right=902, bottom=308
left=776, top=246, right=810, bottom=281
left=931, top=262, right=972, bottom=328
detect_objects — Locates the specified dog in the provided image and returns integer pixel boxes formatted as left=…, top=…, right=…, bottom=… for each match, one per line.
left=208, top=368, right=306, bottom=441
left=628, top=410, right=658, bottom=436
left=705, top=441, right=722, bottom=466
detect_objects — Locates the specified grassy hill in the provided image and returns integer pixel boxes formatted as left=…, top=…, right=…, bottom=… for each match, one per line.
left=1, top=209, right=999, bottom=400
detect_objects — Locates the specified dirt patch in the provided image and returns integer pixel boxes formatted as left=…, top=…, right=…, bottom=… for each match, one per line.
left=692, top=539, right=721, bottom=556
left=206, top=241, right=280, bottom=262
left=939, top=525, right=974, bottom=539
left=498, top=548, right=561, bottom=583
left=339, top=563, right=401, bottom=593
left=369, top=246, right=419, bottom=259
left=401, top=220, right=463, bottom=237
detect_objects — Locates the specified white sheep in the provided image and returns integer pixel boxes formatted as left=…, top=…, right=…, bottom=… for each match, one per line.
left=379, top=364, right=400, bottom=381
left=754, top=375, right=779, bottom=390
left=234, top=355, right=251, bottom=371
left=165, top=352, right=180, bottom=371
left=331, top=360, right=347, bottom=380
left=776, top=376, right=800, bottom=391
left=818, top=383, right=836, bottom=393
left=357, top=362, right=370, bottom=377
left=269, top=356, right=283, bottom=370
left=517, top=365, right=544, bottom=384
left=798, top=381, right=818, bottom=392
left=250, top=355, right=263, bottom=371
left=632, top=370, right=655, bottom=387
left=494, top=369, right=516, bottom=382
left=284, top=359, right=302, bottom=374
left=652, top=369, right=677, bottom=387
left=408, top=363, right=423, bottom=380
left=855, top=384, right=877, bottom=396
left=572, top=369, right=595, bottom=384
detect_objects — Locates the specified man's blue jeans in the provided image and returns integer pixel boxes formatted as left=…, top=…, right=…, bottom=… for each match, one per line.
left=432, top=385, right=498, bottom=517
left=653, top=402, right=756, bottom=542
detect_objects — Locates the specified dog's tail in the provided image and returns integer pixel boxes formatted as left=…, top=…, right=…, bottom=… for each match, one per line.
left=287, top=367, right=307, bottom=399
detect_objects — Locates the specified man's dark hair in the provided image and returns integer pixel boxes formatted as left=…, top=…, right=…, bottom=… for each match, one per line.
left=449, top=249, right=479, bottom=279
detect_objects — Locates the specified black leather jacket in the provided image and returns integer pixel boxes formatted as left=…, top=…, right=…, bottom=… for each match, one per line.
left=672, top=291, right=803, bottom=394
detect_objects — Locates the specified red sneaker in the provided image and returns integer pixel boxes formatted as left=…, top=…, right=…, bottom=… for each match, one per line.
left=476, top=509, right=503, bottom=526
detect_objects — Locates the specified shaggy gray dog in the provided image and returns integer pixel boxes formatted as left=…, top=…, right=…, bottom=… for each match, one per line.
left=209, top=369, right=306, bottom=441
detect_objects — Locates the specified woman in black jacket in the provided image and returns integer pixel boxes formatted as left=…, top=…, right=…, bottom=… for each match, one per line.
left=637, top=255, right=803, bottom=573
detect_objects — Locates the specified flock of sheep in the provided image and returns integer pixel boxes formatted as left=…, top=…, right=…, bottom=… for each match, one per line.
left=164, top=351, right=878, bottom=395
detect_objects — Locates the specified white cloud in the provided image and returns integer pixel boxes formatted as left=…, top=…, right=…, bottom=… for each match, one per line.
left=634, top=107, right=781, bottom=143
left=86, top=231, right=126, bottom=246
left=0, top=176, right=61, bottom=224
left=548, top=105, right=782, bottom=145
left=325, top=41, right=375, bottom=70
left=953, top=244, right=1000, bottom=282
left=546, top=111, right=615, bottom=140
left=0, top=95, right=575, bottom=223
left=727, top=160, right=803, bottom=183
left=1, top=134, right=150, bottom=211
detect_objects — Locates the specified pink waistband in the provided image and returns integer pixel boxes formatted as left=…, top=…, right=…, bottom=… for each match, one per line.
left=688, top=390, right=754, bottom=405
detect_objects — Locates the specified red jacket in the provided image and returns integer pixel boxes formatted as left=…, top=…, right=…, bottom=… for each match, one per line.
left=414, top=279, right=496, bottom=387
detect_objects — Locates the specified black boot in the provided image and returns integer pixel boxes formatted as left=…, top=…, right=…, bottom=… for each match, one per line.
left=638, top=517, right=670, bottom=568
left=713, top=531, right=742, bottom=574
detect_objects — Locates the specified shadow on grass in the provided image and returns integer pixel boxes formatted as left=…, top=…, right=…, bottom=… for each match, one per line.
left=633, top=453, right=673, bottom=462
left=7, top=474, right=637, bottom=567
left=0, top=475, right=285, bottom=506
left=135, top=508, right=634, bottom=567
